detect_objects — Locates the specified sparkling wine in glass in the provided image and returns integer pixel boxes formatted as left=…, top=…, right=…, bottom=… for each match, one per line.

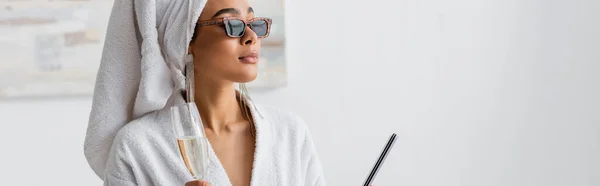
left=171, top=102, right=209, bottom=180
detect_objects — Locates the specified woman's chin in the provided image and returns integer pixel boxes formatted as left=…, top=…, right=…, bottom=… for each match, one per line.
left=237, top=76, right=258, bottom=83
left=223, top=66, right=258, bottom=83
left=231, top=73, right=258, bottom=83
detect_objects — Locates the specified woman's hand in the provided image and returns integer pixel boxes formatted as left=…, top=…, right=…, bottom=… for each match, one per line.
left=185, top=180, right=211, bottom=186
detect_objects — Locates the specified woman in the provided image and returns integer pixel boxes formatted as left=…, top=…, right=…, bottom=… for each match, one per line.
left=84, top=0, right=326, bottom=185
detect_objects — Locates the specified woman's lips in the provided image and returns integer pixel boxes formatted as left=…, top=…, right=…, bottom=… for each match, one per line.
left=239, top=56, right=258, bottom=64
left=239, top=52, right=259, bottom=64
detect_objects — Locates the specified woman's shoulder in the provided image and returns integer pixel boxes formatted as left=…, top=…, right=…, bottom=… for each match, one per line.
left=110, top=109, right=171, bottom=152
left=104, top=109, right=189, bottom=184
left=255, top=104, right=307, bottom=125
left=254, top=104, right=312, bottom=139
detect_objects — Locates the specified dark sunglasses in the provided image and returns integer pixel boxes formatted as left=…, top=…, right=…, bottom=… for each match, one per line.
left=197, top=17, right=272, bottom=38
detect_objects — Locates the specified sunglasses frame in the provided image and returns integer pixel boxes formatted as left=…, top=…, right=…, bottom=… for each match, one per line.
left=196, top=17, right=272, bottom=38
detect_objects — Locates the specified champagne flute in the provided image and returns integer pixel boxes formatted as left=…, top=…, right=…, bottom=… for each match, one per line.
left=171, top=102, right=209, bottom=180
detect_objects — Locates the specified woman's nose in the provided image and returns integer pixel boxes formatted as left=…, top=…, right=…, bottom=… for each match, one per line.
left=241, top=26, right=258, bottom=45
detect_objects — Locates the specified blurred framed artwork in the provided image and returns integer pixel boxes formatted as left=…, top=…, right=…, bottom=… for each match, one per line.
left=0, top=0, right=286, bottom=100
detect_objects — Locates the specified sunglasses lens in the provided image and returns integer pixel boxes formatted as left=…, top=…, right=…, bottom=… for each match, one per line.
left=250, top=19, right=268, bottom=37
left=227, top=19, right=246, bottom=37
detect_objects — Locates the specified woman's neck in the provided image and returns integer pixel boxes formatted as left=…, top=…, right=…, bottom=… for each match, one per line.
left=193, top=81, right=246, bottom=135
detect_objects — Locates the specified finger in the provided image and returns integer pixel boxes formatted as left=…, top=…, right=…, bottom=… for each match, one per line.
left=184, top=180, right=200, bottom=186
left=185, top=180, right=208, bottom=186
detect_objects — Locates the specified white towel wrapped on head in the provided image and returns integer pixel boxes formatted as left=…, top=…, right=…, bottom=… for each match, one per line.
left=84, top=0, right=205, bottom=178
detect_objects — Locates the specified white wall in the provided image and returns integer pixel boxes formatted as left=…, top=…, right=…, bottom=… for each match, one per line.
left=0, top=99, right=98, bottom=185
left=1, top=0, right=599, bottom=185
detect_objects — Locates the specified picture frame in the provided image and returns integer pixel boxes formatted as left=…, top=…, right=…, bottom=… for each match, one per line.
left=0, top=0, right=286, bottom=100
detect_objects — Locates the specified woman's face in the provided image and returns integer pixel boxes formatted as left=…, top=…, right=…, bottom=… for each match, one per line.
left=189, top=0, right=261, bottom=84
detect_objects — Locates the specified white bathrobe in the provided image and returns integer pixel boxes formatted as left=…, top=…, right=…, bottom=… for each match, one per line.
left=103, top=102, right=327, bottom=186
left=83, top=0, right=327, bottom=185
